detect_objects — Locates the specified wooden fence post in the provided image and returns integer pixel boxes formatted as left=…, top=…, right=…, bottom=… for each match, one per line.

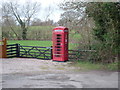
left=0, top=38, right=7, bottom=58
left=3, top=38, right=7, bottom=58
left=0, top=40, right=2, bottom=58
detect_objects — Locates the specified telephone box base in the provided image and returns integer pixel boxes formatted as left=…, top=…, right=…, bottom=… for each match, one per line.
left=52, top=60, right=68, bottom=62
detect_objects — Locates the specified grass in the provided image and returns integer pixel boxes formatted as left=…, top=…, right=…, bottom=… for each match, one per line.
left=72, top=61, right=118, bottom=71
left=7, top=40, right=77, bottom=49
left=7, top=40, right=52, bottom=47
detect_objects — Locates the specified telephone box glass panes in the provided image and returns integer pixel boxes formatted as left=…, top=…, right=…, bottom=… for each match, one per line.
left=57, top=52, right=61, bottom=54
left=57, top=37, right=61, bottom=39
left=57, top=40, right=61, bottom=42
left=56, top=49, right=61, bottom=51
left=55, top=55, right=60, bottom=57
left=57, top=34, right=62, bottom=36
left=55, top=49, right=60, bottom=51
left=56, top=43, right=61, bottom=45
left=55, top=46, right=61, bottom=48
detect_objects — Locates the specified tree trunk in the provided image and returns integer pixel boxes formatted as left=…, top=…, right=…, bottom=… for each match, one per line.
left=22, top=27, right=27, bottom=40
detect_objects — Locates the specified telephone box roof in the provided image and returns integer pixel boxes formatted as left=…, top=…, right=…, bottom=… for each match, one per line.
left=53, top=26, right=68, bottom=30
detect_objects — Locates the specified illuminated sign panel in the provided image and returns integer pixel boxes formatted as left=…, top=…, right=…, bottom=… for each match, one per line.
left=54, top=30, right=63, bottom=32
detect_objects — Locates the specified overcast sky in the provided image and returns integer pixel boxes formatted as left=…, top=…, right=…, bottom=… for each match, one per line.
left=1, top=0, right=65, bottom=22
left=1, top=0, right=119, bottom=22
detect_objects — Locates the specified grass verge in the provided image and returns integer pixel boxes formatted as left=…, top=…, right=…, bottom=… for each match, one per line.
left=72, top=60, right=118, bottom=71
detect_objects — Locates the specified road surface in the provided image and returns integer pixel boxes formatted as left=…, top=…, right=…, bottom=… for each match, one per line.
left=1, top=58, right=118, bottom=88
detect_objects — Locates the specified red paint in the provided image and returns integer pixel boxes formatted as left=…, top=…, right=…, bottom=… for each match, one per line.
left=52, top=26, right=68, bottom=62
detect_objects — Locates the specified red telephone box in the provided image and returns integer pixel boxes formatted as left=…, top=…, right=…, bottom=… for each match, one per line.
left=52, top=26, right=68, bottom=62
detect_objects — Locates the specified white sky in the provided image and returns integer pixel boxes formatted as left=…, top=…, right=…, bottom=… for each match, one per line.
left=1, top=0, right=65, bottom=22
left=1, top=0, right=119, bottom=22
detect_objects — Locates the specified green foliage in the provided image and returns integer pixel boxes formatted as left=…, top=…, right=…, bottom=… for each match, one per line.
left=86, top=2, right=120, bottom=63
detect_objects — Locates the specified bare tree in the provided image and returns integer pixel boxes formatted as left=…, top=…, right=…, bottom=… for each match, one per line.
left=31, top=18, right=54, bottom=26
left=44, top=5, right=54, bottom=22
left=2, top=1, right=41, bottom=40
left=59, top=1, right=95, bottom=49
left=31, top=18, right=42, bottom=26
left=2, top=3, right=20, bottom=39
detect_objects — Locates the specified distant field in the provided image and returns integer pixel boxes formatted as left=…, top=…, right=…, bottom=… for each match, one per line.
left=7, top=26, right=80, bottom=49
left=29, top=26, right=54, bottom=30
left=7, top=40, right=78, bottom=49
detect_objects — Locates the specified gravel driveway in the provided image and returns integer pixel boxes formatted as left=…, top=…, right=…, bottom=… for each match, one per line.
left=1, top=58, right=118, bottom=88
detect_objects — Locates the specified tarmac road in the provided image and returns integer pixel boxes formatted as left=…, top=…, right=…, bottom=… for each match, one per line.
left=1, top=58, right=118, bottom=88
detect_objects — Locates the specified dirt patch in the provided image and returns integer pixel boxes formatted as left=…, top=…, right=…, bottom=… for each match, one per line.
left=2, top=58, right=78, bottom=74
